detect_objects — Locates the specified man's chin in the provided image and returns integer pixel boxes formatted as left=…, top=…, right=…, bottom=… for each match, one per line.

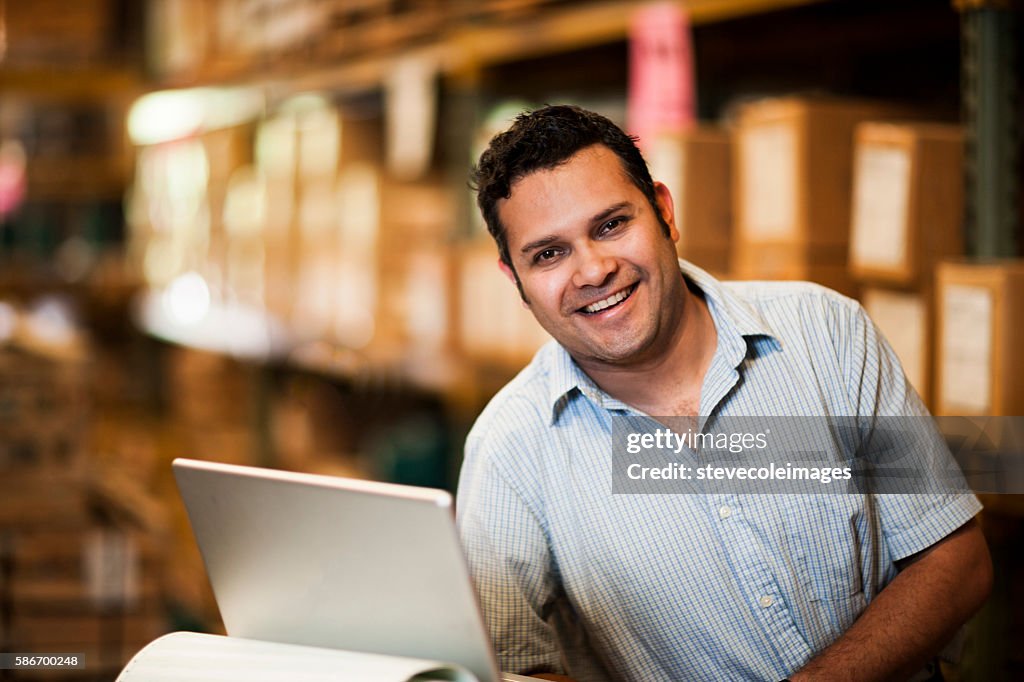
left=572, top=338, right=652, bottom=367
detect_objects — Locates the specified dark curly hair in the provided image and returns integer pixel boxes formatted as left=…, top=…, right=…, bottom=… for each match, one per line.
left=471, top=105, right=668, bottom=269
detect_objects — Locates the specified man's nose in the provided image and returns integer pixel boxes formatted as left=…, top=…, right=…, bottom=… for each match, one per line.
left=571, top=242, right=616, bottom=288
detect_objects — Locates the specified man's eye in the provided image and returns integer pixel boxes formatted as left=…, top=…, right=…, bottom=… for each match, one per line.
left=599, top=217, right=626, bottom=234
left=536, top=248, right=562, bottom=263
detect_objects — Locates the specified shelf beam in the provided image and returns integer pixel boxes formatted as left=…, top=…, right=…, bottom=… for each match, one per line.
left=0, top=66, right=141, bottom=99
left=449, top=0, right=829, bottom=72
left=162, top=0, right=832, bottom=98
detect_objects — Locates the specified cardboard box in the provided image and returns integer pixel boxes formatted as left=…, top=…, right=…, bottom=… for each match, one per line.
left=10, top=613, right=167, bottom=669
left=3, top=0, right=113, bottom=64
left=377, top=178, right=455, bottom=355
left=293, top=179, right=341, bottom=338
left=457, top=242, right=548, bottom=366
left=650, top=127, right=732, bottom=274
left=331, top=163, right=381, bottom=349
left=731, top=242, right=859, bottom=298
left=733, top=97, right=903, bottom=249
left=935, top=260, right=1024, bottom=416
left=401, top=247, right=453, bottom=355
left=849, top=123, right=964, bottom=287
left=862, top=287, right=933, bottom=407
left=11, top=528, right=163, bottom=613
left=0, top=470, right=91, bottom=529
left=166, top=347, right=256, bottom=428
left=0, top=346, right=89, bottom=472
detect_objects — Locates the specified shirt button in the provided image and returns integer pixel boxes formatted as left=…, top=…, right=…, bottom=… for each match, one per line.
left=718, top=506, right=732, bottom=519
left=759, top=595, right=774, bottom=608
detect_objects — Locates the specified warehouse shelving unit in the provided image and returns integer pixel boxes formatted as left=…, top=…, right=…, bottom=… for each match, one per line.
left=1, top=1, right=1022, bottom=677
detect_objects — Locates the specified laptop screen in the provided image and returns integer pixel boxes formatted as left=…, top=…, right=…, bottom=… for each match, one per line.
left=173, top=458, right=501, bottom=682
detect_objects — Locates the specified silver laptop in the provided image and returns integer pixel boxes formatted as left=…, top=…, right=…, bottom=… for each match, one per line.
left=173, top=458, right=532, bottom=682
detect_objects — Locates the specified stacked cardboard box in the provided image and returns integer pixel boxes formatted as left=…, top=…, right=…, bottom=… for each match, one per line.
left=377, top=177, right=454, bottom=360
left=0, top=344, right=168, bottom=679
left=2, top=0, right=115, bottom=66
left=849, top=123, right=964, bottom=286
left=849, top=123, right=965, bottom=408
left=293, top=105, right=343, bottom=340
left=650, top=127, right=732, bottom=277
left=731, top=97, right=905, bottom=297
left=255, top=113, right=300, bottom=325
left=0, top=346, right=88, bottom=473
left=166, top=346, right=259, bottom=466
left=7, top=523, right=167, bottom=679
left=861, top=288, right=932, bottom=404
left=457, top=241, right=550, bottom=369
left=935, top=261, right=1024, bottom=417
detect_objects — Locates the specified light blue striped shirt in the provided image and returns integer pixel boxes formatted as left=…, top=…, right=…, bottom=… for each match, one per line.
left=456, top=260, right=981, bottom=681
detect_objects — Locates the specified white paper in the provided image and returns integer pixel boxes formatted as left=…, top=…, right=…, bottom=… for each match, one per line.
left=739, top=122, right=797, bottom=239
left=405, top=252, right=448, bottom=350
left=336, top=164, right=380, bottom=251
left=334, top=263, right=376, bottom=349
left=864, top=290, right=927, bottom=396
left=298, top=108, right=340, bottom=180
left=295, top=257, right=335, bottom=337
left=850, top=145, right=911, bottom=272
left=84, top=530, right=140, bottom=608
left=117, top=632, right=478, bottom=682
left=386, top=54, right=438, bottom=181
left=940, top=284, right=993, bottom=413
left=256, top=116, right=297, bottom=179
left=459, top=252, right=499, bottom=355
left=333, top=164, right=379, bottom=349
left=649, top=135, right=686, bottom=240
left=300, top=182, right=338, bottom=237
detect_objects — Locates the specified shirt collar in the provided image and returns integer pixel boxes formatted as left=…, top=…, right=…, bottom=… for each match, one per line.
left=544, top=259, right=780, bottom=423
left=546, top=339, right=604, bottom=423
left=679, top=259, right=777, bottom=341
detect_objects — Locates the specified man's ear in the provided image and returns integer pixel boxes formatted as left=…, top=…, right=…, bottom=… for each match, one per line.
left=498, top=258, right=530, bottom=308
left=653, top=181, right=680, bottom=243
left=498, top=258, right=517, bottom=285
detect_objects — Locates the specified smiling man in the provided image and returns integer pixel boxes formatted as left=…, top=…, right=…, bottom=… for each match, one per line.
left=456, top=105, right=991, bottom=682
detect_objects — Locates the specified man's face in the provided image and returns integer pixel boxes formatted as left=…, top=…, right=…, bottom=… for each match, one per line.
left=496, top=144, right=686, bottom=369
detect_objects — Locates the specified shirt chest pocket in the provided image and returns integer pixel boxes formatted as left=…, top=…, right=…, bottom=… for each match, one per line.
left=782, top=495, right=869, bottom=602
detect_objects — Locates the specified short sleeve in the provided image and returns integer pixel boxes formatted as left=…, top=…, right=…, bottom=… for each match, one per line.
left=837, top=298, right=982, bottom=561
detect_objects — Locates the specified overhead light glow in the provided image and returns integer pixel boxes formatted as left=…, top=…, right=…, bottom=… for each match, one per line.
left=128, top=90, right=204, bottom=145
left=163, top=271, right=211, bottom=326
left=128, top=87, right=264, bottom=146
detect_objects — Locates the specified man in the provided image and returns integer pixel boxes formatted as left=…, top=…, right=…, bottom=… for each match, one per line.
left=456, top=105, right=991, bottom=681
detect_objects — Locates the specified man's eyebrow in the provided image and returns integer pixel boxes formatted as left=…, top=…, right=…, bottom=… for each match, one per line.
left=518, top=202, right=635, bottom=256
left=590, top=201, right=633, bottom=225
left=520, top=235, right=556, bottom=255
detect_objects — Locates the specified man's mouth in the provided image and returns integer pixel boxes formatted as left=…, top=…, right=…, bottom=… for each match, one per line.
left=579, top=283, right=638, bottom=315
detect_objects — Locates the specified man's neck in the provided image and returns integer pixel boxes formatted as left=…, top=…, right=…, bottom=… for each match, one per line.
left=576, top=280, right=718, bottom=417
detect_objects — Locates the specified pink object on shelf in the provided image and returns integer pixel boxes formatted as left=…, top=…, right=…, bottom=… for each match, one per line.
left=627, top=2, right=697, bottom=152
left=0, top=140, right=27, bottom=218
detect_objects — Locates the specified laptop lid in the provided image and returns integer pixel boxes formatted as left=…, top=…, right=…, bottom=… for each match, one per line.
left=172, top=458, right=501, bottom=682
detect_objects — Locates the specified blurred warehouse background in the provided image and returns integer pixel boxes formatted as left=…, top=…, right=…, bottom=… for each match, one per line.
left=0, top=0, right=1022, bottom=679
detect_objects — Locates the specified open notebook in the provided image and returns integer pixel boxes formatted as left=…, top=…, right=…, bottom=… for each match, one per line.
left=116, top=458, right=535, bottom=682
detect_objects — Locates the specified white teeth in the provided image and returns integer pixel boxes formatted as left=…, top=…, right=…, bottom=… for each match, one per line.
left=584, top=286, right=633, bottom=313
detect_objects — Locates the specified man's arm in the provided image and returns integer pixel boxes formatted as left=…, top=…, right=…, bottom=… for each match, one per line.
left=790, top=518, right=991, bottom=682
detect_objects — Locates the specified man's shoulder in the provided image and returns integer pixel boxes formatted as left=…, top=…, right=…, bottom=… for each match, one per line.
left=467, top=341, right=559, bottom=447
left=719, top=278, right=864, bottom=330
left=721, top=278, right=856, bottom=308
